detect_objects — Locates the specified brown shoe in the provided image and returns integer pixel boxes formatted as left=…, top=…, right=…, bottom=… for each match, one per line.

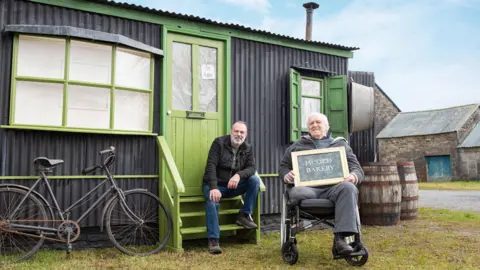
left=208, top=238, right=222, bottom=254
left=235, top=212, right=257, bottom=229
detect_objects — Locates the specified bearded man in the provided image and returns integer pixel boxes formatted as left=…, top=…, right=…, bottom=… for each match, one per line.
left=202, top=121, right=260, bottom=254
left=279, top=112, right=366, bottom=255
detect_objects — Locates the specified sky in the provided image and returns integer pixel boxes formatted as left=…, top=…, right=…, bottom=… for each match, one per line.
left=121, top=0, right=479, bottom=112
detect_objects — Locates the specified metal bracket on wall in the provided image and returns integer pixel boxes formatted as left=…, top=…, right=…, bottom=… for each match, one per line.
left=186, top=111, right=206, bottom=119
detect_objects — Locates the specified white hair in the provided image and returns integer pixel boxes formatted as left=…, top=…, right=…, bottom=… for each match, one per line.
left=307, top=112, right=330, bottom=133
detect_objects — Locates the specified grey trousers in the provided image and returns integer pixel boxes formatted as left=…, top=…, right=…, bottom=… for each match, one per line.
left=288, top=181, right=360, bottom=234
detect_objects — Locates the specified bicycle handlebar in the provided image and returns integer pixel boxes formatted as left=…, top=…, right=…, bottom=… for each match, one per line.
left=99, top=146, right=115, bottom=155
left=82, top=165, right=100, bottom=175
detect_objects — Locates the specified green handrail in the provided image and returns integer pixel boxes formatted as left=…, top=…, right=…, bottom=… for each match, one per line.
left=157, top=136, right=185, bottom=193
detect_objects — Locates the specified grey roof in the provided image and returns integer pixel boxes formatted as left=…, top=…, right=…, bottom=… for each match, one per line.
left=376, top=104, right=479, bottom=139
left=459, top=123, right=480, bottom=148
left=86, top=0, right=358, bottom=51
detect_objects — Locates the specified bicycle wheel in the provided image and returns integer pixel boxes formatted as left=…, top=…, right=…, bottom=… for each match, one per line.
left=106, top=190, right=172, bottom=256
left=0, top=187, right=49, bottom=264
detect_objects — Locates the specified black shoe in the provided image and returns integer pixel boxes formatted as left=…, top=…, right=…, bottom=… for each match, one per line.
left=334, top=234, right=354, bottom=255
left=208, top=238, right=222, bottom=254
left=235, top=212, right=257, bottom=229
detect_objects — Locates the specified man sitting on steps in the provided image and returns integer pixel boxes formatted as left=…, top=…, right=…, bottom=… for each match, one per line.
left=202, top=121, right=261, bottom=255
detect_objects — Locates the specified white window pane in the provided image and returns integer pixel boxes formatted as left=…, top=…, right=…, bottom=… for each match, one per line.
left=67, top=85, right=110, bottom=129
left=172, top=42, right=192, bottom=111
left=17, top=35, right=65, bottom=79
left=301, top=79, right=321, bottom=96
left=114, top=90, right=149, bottom=131
left=14, top=81, right=63, bottom=126
left=198, top=46, right=217, bottom=112
left=70, top=40, right=112, bottom=84
left=301, top=98, right=321, bottom=129
left=115, top=47, right=150, bottom=89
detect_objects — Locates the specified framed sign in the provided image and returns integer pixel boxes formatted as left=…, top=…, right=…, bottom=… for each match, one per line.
left=291, top=147, right=349, bottom=187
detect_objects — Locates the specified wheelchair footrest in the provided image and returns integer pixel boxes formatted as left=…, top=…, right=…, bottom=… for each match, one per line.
left=333, top=249, right=367, bottom=260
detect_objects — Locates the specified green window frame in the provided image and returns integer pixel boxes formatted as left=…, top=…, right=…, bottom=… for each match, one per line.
left=289, top=68, right=348, bottom=142
left=7, top=34, right=155, bottom=135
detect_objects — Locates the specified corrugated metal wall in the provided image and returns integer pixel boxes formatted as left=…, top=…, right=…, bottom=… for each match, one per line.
left=231, top=38, right=349, bottom=214
left=0, top=0, right=162, bottom=227
left=348, top=71, right=376, bottom=164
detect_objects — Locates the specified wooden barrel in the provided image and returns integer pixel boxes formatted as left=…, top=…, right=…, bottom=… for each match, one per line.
left=396, top=161, right=419, bottom=220
left=359, top=162, right=402, bottom=226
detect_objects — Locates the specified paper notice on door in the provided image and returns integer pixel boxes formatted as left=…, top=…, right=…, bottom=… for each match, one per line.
left=201, top=64, right=215, bottom=80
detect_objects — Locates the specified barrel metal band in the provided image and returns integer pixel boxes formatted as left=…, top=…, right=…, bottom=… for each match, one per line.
left=360, top=202, right=400, bottom=207
left=360, top=181, right=401, bottom=186
left=364, top=172, right=398, bottom=175
left=401, top=196, right=419, bottom=201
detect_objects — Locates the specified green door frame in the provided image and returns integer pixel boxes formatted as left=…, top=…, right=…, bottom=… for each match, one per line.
left=161, top=26, right=231, bottom=136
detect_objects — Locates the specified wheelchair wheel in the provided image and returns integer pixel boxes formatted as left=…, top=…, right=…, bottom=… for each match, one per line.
left=345, top=246, right=369, bottom=266
left=281, top=239, right=299, bottom=265
left=280, top=193, right=289, bottom=248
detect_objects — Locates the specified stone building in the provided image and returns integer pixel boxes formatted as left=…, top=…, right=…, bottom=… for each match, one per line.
left=374, top=83, right=401, bottom=139
left=458, top=123, right=480, bottom=180
left=377, top=104, right=480, bottom=181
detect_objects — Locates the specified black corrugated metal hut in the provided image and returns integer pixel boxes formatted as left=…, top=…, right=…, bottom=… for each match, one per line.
left=0, top=0, right=361, bottom=251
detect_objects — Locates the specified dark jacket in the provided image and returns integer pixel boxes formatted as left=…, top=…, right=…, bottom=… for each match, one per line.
left=203, top=135, right=256, bottom=189
left=278, top=134, right=364, bottom=184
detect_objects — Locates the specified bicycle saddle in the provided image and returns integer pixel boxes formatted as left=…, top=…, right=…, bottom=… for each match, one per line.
left=33, top=157, right=64, bottom=168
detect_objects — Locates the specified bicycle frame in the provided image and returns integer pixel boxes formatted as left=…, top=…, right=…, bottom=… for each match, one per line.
left=6, top=164, right=141, bottom=235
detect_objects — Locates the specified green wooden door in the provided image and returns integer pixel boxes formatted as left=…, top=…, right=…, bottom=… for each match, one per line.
left=166, top=33, right=225, bottom=196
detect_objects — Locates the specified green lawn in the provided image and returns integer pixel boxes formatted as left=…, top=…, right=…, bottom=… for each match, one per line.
left=7, top=208, right=480, bottom=270
left=419, top=180, right=480, bottom=191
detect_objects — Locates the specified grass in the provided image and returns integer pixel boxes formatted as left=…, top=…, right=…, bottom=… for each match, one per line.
left=419, top=180, right=480, bottom=191
left=5, top=208, right=480, bottom=270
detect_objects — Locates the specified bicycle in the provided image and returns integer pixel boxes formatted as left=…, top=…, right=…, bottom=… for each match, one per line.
left=0, top=146, right=172, bottom=264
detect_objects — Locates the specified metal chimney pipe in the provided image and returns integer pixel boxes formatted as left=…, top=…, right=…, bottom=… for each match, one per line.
left=303, top=2, right=319, bottom=41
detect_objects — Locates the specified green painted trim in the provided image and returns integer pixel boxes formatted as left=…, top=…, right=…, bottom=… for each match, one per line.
left=165, top=26, right=230, bottom=42
left=29, top=0, right=354, bottom=58
left=9, top=35, right=19, bottom=124
left=66, top=80, right=111, bottom=89
left=161, top=27, right=167, bottom=136
left=0, top=125, right=158, bottom=136
left=258, top=174, right=279, bottom=177
left=157, top=136, right=186, bottom=193
left=0, top=175, right=158, bottom=180
left=113, top=85, right=153, bottom=93
left=15, top=76, right=65, bottom=84
left=225, top=37, right=231, bottom=132
left=191, top=44, right=199, bottom=111
left=149, top=56, right=154, bottom=132
left=110, top=46, right=116, bottom=129
left=62, top=39, right=70, bottom=126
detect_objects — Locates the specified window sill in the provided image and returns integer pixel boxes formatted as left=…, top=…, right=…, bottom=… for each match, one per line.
left=0, top=125, right=158, bottom=136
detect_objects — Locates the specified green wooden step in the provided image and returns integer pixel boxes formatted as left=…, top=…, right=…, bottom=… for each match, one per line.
left=180, top=196, right=242, bottom=203
left=180, top=224, right=245, bottom=235
left=180, top=209, right=240, bottom=218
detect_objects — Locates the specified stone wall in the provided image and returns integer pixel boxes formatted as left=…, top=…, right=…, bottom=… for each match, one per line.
left=457, top=148, right=480, bottom=180
left=378, top=132, right=458, bottom=181
left=374, top=86, right=400, bottom=139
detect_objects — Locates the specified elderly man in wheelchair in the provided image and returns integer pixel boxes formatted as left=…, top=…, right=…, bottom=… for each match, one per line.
left=278, top=112, right=369, bottom=266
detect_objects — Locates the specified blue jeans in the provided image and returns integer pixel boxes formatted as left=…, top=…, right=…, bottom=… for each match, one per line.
left=203, top=175, right=261, bottom=239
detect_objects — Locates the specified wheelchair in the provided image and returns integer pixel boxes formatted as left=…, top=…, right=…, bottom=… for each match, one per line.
left=280, top=188, right=369, bottom=266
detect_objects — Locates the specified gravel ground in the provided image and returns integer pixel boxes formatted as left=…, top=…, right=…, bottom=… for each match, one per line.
left=418, top=190, right=480, bottom=213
